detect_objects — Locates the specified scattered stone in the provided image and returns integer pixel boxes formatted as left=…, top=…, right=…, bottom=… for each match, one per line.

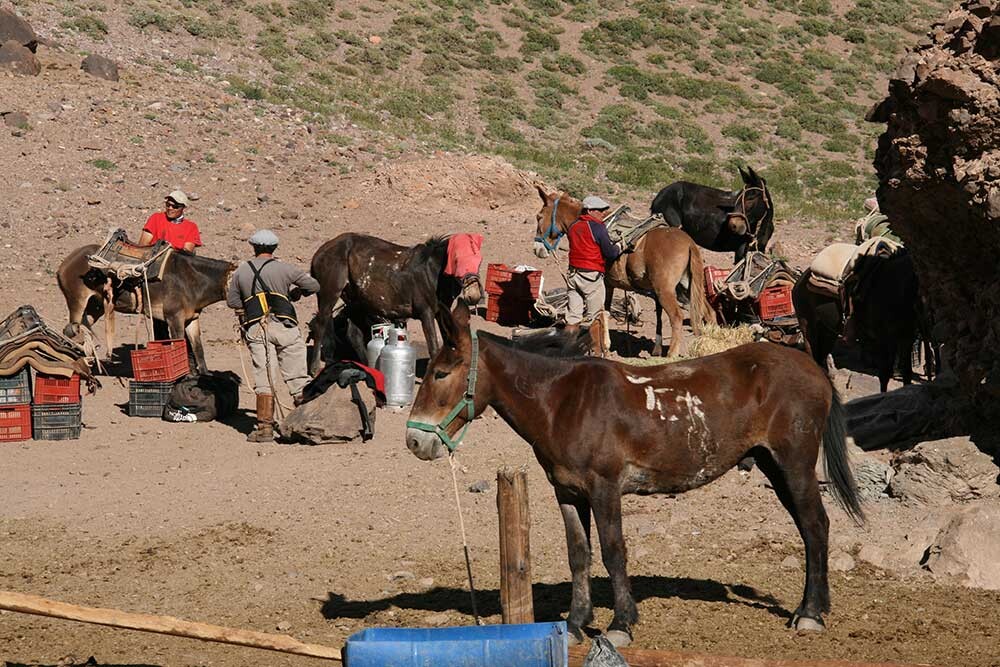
left=389, top=570, right=415, bottom=582
left=280, top=210, right=300, bottom=220
left=830, top=551, right=856, bottom=572
left=0, top=40, right=40, bottom=76
left=890, top=437, right=1000, bottom=506
left=418, top=577, right=435, bottom=588
left=923, top=504, right=1000, bottom=590
left=780, top=555, right=800, bottom=570
left=857, top=545, right=886, bottom=568
left=424, top=612, right=451, bottom=626
left=3, top=111, right=28, bottom=128
left=582, top=137, right=616, bottom=151
left=81, top=54, right=119, bottom=82
left=467, top=479, right=490, bottom=493
left=854, top=460, right=894, bottom=501
left=368, top=35, right=382, bottom=45
left=0, top=8, right=38, bottom=53
left=276, top=621, right=291, bottom=632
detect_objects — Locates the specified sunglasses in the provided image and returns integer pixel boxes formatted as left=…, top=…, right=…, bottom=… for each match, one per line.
left=165, top=200, right=185, bottom=209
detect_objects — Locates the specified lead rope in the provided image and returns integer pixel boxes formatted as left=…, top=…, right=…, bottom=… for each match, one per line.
left=449, top=453, right=482, bottom=625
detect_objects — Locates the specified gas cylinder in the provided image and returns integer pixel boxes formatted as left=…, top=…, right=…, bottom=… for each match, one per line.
left=380, top=326, right=416, bottom=407
left=366, top=323, right=392, bottom=368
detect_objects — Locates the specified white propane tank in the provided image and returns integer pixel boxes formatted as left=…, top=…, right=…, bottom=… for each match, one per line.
left=380, top=326, right=416, bottom=407
left=366, top=323, right=392, bottom=368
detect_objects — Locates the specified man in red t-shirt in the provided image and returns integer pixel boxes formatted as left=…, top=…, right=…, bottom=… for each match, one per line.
left=138, top=190, right=202, bottom=252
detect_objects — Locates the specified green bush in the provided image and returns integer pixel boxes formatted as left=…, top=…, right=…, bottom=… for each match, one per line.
left=520, top=28, right=560, bottom=56
left=61, top=15, right=108, bottom=39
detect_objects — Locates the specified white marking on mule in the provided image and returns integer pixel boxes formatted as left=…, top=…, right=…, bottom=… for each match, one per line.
left=644, top=386, right=655, bottom=410
left=626, top=375, right=652, bottom=384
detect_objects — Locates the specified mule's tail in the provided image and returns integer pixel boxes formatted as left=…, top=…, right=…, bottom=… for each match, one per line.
left=822, top=388, right=865, bottom=525
left=686, top=242, right=715, bottom=334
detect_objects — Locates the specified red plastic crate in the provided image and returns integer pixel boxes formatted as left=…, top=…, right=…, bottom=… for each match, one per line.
left=486, top=294, right=536, bottom=326
left=485, top=263, right=543, bottom=299
left=704, top=266, right=730, bottom=302
left=0, top=404, right=31, bottom=442
left=34, top=373, right=81, bottom=404
left=756, top=284, right=795, bottom=320
left=131, top=339, right=190, bottom=382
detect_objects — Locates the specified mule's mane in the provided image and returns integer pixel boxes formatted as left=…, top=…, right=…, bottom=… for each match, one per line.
left=479, top=329, right=589, bottom=359
left=413, top=235, right=450, bottom=263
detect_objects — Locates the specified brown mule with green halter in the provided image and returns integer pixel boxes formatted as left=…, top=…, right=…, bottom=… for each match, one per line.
left=406, top=302, right=863, bottom=648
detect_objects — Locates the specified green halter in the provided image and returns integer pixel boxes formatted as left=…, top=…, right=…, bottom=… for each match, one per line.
left=406, top=331, right=479, bottom=453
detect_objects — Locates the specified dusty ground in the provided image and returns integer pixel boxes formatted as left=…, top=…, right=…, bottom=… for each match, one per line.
left=2, top=28, right=999, bottom=667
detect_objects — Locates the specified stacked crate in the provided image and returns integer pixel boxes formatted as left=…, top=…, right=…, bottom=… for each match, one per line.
left=128, top=339, right=189, bottom=417
left=33, top=372, right=82, bottom=440
left=0, top=367, right=32, bottom=442
left=484, top=264, right=544, bottom=327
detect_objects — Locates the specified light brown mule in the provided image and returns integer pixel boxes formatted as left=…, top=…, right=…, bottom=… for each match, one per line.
left=533, top=188, right=715, bottom=357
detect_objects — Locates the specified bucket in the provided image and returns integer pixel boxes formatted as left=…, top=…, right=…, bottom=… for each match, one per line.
left=345, top=621, right=568, bottom=667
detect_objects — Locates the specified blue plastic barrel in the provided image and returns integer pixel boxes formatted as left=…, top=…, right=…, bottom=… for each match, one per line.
left=344, top=621, right=568, bottom=667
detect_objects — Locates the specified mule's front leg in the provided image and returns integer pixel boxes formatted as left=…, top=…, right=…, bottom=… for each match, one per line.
left=556, top=489, right=594, bottom=645
left=590, top=483, right=637, bottom=647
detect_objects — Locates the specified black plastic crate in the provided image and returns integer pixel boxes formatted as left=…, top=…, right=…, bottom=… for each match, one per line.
left=0, top=367, right=31, bottom=406
left=32, top=403, right=82, bottom=441
left=128, top=380, right=175, bottom=418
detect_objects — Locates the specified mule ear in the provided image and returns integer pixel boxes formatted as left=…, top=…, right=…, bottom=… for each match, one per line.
left=536, top=185, right=551, bottom=205
left=748, top=166, right=761, bottom=184
left=738, top=166, right=750, bottom=185
left=436, top=303, right=461, bottom=350
left=451, top=299, right=472, bottom=333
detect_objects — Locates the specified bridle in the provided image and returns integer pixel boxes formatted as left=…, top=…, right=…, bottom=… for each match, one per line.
left=731, top=186, right=772, bottom=250
left=406, top=330, right=480, bottom=453
left=535, top=196, right=566, bottom=253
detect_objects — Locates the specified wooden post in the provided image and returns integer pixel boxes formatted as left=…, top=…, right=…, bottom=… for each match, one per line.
left=496, top=466, right=534, bottom=624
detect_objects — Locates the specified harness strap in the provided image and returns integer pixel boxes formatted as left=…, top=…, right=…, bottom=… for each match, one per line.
left=535, top=197, right=566, bottom=252
left=406, top=331, right=480, bottom=452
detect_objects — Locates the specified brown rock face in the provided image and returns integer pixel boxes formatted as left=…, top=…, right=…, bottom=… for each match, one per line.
left=872, top=0, right=1000, bottom=410
left=81, top=53, right=120, bottom=82
left=0, top=39, right=39, bottom=76
left=0, top=7, right=37, bottom=53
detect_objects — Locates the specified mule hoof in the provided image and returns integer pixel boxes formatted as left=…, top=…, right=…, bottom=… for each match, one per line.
left=793, top=615, right=826, bottom=633
left=605, top=630, right=632, bottom=648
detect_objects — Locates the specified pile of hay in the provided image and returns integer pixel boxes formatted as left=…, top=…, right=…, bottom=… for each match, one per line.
left=621, top=324, right=757, bottom=366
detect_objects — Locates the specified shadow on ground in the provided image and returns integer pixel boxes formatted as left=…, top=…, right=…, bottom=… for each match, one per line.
left=321, top=575, right=789, bottom=623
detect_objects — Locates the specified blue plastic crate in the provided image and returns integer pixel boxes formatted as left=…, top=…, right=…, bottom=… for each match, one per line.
left=345, top=622, right=568, bottom=667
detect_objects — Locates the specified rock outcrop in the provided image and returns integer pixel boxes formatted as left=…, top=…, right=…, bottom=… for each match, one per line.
left=872, top=0, right=1000, bottom=419
left=0, top=7, right=37, bottom=52
left=890, top=437, right=1000, bottom=505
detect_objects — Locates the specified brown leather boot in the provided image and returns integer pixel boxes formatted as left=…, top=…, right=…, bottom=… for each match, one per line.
left=247, top=394, right=274, bottom=442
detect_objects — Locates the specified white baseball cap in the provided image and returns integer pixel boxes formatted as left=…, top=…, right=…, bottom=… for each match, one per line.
left=582, top=195, right=610, bottom=210
left=166, top=190, right=189, bottom=207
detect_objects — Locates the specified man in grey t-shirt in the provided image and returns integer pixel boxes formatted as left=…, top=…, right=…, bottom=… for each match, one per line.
left=227, top=229, right=320, bottom=442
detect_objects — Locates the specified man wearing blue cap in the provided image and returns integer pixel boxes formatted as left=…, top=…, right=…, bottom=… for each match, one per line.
left=227, top=229, right=320, bottom=442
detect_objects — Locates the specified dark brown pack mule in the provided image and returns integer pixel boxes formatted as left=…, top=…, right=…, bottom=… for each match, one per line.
left=406, top=302, right=863, bottom=647
left=308, top=233, right=482, bottom=374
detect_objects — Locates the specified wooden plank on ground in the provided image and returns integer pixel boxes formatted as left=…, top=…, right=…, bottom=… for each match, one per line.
left=568, top=645, right=934, bottom=667
left=0, top=590, right=342, bottom=662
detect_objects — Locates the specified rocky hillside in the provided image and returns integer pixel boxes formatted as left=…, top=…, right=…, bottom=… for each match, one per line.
left=4, top=0, right=954, bottom=221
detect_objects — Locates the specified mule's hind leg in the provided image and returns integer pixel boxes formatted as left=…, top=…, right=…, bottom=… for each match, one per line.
left=555, top=488, right=594, bottom=645
left=752, top=446, right=830, bottom=630
left=659, top=291, right=687, bottom=358
left=651, top=297, right=663, bottom=357
left=589, top=481, right=637, bottom=647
